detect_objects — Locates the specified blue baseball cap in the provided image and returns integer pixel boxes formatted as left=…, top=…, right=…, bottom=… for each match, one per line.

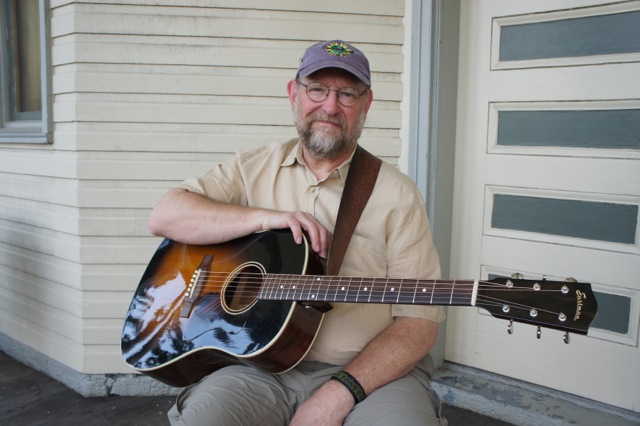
left=295, top=40, right=371, bottom=86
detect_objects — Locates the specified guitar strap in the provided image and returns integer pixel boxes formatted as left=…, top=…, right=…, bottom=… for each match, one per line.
left=326, top=145, right=382, bottom=276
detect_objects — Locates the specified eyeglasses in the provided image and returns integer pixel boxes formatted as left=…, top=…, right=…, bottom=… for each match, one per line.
left=296, top=81, right=368, bottom=107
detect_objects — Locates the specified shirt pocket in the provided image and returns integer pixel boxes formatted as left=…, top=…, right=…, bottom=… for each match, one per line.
left=340, top=234, right=387, bottom=277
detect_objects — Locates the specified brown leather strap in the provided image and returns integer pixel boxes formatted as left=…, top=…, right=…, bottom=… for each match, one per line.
left=326, top=146, right=382, bottom=275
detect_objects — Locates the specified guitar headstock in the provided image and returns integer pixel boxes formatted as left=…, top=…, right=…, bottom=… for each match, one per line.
left=477, top=276, right=598, bottom=337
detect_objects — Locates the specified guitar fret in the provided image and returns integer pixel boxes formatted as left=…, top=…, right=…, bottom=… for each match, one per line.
left=291, top=276, right=302, bottom=300
left=265, top=275, right=276, bottom=299
left=268, top=274, right=281, bottom=300
left=297, top=275, right=306, bottom=300
left=418, top=280, right=429, bottom=304
left=411, top=280, right=435, bottom=305
left=309, top=276, right=321, bottom=301
left=284, top=274, right=294, bottom=301
left=353, top=278, right=360, bottom=302
left=330, top=276, right=339, bottom=302
left=382, top=279, right=390, bottom=303
left=397, top=279, right=415, bottom=304
left=260, top=276, right=271, bottom=299
left=261, top=275, right=476, bottom=307
left=436, top=282, right=447, bottom=304
left=320, top=276, right=331, bottom=302
left=342, top=277, right=350, bottom=302
left=354, top=278, right=361, bottom=302
left=355, top=278, right=365, bottom=302
left=303, top=275, right=312, bottom=300
left=382, top=278, right=401, bottom=304
left=369, top=279, right=383, bottom=303
left=274, top=276, right=284, bottom=300
left=278, top=274, right=288, bottom=300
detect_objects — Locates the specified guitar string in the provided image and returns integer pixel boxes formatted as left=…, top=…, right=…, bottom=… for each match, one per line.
left=181, top=294, right=565, bottom=321
left=193, top=271, right=539, bottom=286
left=189, top=272, right=564, bottom=294
left=178, top=273, right=571, bottom=317
left=187, top=272, right=567, bottom=295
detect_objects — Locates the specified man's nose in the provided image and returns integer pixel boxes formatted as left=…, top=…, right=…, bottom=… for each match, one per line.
left=320, top=90, right=341, bottom=114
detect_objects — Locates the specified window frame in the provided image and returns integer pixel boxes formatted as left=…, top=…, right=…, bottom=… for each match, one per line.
left=0, top=0, right=52, bottom=144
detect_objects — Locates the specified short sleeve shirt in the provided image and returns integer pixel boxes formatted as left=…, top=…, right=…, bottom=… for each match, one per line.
left=178, top=139, right=446, bottom=365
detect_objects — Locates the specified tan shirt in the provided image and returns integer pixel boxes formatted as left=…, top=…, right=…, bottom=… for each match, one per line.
left=178, top=139, right=445, bottom=365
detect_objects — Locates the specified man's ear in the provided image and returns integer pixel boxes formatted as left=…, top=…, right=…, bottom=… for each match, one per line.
left=363, top=88, right=374, bottom=114
left=287, top=80, right=298, bottom=107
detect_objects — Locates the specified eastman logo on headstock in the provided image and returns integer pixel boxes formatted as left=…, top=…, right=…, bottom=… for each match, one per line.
left=575, top=290, right=587, bottom=321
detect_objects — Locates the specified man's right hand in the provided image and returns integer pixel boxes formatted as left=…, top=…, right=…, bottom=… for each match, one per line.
left=260, top=211, right=331, bottom=259
left=148, top=188, right=331, bottom=259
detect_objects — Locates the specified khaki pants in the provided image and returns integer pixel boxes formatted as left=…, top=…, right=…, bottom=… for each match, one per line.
left=168, top=357, right=447, bottom=426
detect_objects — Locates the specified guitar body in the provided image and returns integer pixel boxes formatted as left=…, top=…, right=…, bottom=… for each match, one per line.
left=121, top=230, right=326, bottom=387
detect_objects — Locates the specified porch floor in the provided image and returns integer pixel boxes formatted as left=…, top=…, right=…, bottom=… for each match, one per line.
left=1, top=350, right=514, bottom=425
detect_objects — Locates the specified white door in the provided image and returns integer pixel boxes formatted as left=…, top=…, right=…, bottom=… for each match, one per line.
left=448, top=0, right=640, bottom=411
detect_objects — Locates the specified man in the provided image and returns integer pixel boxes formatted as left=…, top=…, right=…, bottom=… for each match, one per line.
left=149, top=40, right=446, bottom=426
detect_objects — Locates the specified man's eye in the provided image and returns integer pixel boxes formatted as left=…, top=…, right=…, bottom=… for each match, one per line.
left=309, top=87, right=326, bottom=94
left=339, top=91, right=357, bottom=99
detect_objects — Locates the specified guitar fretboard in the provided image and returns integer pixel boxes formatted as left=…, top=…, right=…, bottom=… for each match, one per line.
left=260, top=275, right=477, bottom=306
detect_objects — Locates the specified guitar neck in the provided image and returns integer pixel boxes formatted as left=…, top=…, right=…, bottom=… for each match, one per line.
left=260, top=275, right=478, bottom=307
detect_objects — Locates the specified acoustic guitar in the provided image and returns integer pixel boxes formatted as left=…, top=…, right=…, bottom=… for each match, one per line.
left=121, top=229, right=598, bottom=387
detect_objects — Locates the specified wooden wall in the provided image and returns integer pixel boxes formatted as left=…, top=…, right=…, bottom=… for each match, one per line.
left=0, top=0, right=409, bottom=375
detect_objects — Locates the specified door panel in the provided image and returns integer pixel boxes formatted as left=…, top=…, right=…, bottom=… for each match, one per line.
left=448, top=0, right=640, bottom=411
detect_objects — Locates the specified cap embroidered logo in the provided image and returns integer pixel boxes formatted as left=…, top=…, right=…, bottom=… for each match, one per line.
left=324, top=42, right=353, bottom=57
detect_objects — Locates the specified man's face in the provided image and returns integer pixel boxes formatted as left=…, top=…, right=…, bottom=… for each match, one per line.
left=289, top=69, right=373, bottom=161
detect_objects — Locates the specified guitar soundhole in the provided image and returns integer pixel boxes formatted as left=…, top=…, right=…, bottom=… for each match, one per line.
left=222, top=262, right=265, bottom=314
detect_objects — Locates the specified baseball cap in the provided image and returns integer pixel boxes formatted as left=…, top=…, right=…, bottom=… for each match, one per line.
left=295, top=40, right=371, bottom=86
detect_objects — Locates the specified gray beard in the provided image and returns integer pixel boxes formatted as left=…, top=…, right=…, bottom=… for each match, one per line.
left=293, top=103, right=366, bottom=161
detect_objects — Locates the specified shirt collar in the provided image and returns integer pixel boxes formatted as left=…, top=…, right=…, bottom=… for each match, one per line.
left=281, top=139, right=356, bottom=184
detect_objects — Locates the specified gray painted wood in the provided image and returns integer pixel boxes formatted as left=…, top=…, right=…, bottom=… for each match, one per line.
left=497, top=110, right=640, bottom=149
left=500, top=10, right=640, bottom=61
left=591, top=292, right=631, bottom=334
left=491, top=194, right=638, bottom=244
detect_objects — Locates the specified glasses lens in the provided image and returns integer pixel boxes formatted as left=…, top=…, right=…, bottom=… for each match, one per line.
left=337, top=88, right=360, bottom=107
left=306, top=83, right=329, bottom=102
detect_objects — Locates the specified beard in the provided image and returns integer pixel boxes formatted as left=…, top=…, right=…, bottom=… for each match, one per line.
left=293, top=102, right=366, bottom=161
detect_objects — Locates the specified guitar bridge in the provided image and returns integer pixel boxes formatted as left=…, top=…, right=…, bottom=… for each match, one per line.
left=180, top=254, right=214, bottom=318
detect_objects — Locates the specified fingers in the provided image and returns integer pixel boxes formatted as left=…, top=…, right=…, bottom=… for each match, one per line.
left=299, top=219, right=330, bottom=259
left=261, top=211, right=331, bottom=259
left=286, top=212, right=331, bottom=259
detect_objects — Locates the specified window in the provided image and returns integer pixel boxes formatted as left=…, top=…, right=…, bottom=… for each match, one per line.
left=0, top=0, right=51, bottom=143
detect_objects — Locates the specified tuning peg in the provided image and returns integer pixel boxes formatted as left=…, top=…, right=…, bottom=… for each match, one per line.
left=564, top=332, right=570, bottom=344
left=507, top=320, right=513, bottom=334
left=537, top=326, right=541, bottom=339
left=542, top=275, right=547, bottom=281
left=511, top=273, right=524, bottom=280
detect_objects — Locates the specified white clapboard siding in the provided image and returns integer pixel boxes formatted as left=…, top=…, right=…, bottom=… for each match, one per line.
left=52, top=64, right=404, bottom=101
left=0, top=0, right=409, bottom=376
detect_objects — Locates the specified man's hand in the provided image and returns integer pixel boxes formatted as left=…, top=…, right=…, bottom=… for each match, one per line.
left=290, top=317, right=439, bottom=425
left=289, top=380, right=354, bottom=426
left=260, top=211, right=331, bottom=259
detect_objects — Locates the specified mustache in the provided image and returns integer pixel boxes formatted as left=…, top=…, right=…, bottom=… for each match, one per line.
left=305, top=112, right=346, bottom=129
